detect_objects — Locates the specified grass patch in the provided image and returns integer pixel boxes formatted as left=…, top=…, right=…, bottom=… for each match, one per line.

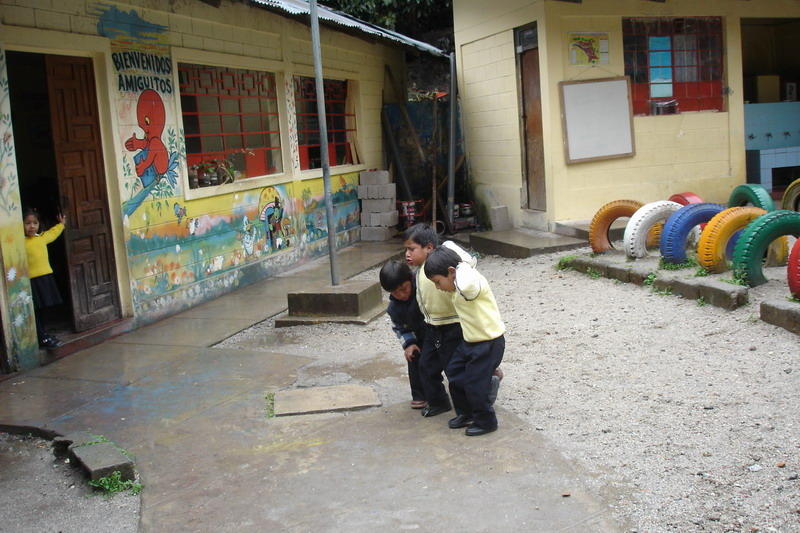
left=697, top=296, right=707, bottom=306
left=89, top=471, right=142, bottom=496
left=659, top=257, right=698, bottom=271
left=643, top=272, right=657, bottom=286
left=653, top=287, right=673, bottom=296
left=788, top=295, right=800, bottom=304
left=586, top=267, right=602, bottom=279
left=265, top=392, right=276, bottom=418
left=721, top=276, right=748, bottom=287
left=694, top=266, right=710, bottom=277
left=556, top=255, right=576, bottom=271
left=73, top=435, right=133, bottom=460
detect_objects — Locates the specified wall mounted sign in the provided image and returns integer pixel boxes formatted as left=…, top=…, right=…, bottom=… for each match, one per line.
left=569, top=32, right=609, bottom=65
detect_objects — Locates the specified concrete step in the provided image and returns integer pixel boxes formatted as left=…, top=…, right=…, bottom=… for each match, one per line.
left=469, top=228, right=586, bottom=259
left=552, top=219, right=627, bottom=241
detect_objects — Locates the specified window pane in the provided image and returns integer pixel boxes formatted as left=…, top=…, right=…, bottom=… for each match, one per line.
left=650, top=83, right=673, bottom=98
left=179, top=62, right=283, bottom=188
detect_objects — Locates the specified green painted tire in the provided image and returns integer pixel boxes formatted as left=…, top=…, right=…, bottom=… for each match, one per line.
left=728, top=184, right=775, bottom=211
left=781, top=178, right=800, bottom=211
left=731, top=210, right=800, bottom=286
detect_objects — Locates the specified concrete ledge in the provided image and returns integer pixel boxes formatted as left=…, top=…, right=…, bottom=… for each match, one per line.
left=696, top=279, right=748, bottom=310
left=761, top=299, right=800, bottom=335
left=275, top=303, right=386, bottom=328
left=471, top=229, right=585, bottom=259
left=286, top=280, right=382, bottom=317
left=628, top=265, right=656, bottom=286
left=70, top=441, right=135, bottom=482
left=605, top=262, right=632, bottom=283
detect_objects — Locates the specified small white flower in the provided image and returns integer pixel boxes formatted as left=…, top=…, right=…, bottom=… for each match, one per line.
left=6, top=267, right=16, bottom=282
left=13, top=315, right=24, bottom=327
left=175, top=244, right=181, bottom=253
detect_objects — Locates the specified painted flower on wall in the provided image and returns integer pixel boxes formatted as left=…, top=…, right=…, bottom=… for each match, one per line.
left=6, top=266, right=15, bottom=282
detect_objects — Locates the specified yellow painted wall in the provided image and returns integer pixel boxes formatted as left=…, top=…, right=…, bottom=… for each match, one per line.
left=0, top=0, right=406, bottom=333
left=454, top=0, right=800, bottom=225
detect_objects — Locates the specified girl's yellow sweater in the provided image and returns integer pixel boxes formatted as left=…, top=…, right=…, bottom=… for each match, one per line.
left=25, top=223, right=64, bottom=279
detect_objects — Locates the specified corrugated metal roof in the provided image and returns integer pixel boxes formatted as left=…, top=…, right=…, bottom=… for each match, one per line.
left=250, top=0, right=447, bottom=57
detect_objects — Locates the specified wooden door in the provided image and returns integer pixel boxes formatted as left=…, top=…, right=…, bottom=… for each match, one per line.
left=520, top=48, right=546, bottom=211
left=45, top=55, right=120, bottom=331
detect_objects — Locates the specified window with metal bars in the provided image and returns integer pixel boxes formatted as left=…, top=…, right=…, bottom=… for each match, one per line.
left=293, top=76, right=357, bottom=170
left=623, top=17, right=724, bottom=116
left=179, top=63, right=283, bottom=189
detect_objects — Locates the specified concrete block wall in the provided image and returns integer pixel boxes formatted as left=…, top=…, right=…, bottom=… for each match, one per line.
left=358, top=170, right=397, bottom=240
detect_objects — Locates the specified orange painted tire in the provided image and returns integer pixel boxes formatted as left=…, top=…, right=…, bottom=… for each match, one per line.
left=589, top=200, right=662, bottom=253
left=789, top=238, right=800, bottom=298
left=697, top=206, right=788, bottom=273
left=668, top=192, right=704, bottom=205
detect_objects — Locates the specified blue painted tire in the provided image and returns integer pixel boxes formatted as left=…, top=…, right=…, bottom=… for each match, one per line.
left=660, top=203, right=726, bottom=264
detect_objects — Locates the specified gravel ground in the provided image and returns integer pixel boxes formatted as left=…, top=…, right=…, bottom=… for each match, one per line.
left=0, top=432, right=140, bottom=533
left=220, top=246, right=800, bottom=532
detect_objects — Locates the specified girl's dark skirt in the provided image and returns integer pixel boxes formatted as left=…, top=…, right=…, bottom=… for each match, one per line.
left=30, top=274, right=63, bottom=309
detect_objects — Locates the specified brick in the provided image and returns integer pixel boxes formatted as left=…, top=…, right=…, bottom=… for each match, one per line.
left=49, top=0, right=82, bottom=15
left=169, top=13, right=192, bottom=34
left=488, top=205, right=512, bottom=231
left=359, top=170, right=390, bottom=185
left=696, top=279, right=748, bottom=310
left=361, top=210, right=398, bottom=227
left=358, top=184, right=396, bottom=199
left=70, top=442, right=135, bottom=482
left=2, top=5, right=35, bottom=26
left=182, top=34, right=203, bottom=49
left=361, top=198, right=395, bottom=212
left=760, top=299, right=800, bottom=335
left=360, top=226, right=396, bottom=241
left=35, top=9, right=70, bottom=31
left=70, top=15, right=96, bottom=35
left=670, top=277, right=700, bottom=300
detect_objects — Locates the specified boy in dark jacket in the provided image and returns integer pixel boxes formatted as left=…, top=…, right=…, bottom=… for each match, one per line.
left=380, top=260, right=427, bottom=409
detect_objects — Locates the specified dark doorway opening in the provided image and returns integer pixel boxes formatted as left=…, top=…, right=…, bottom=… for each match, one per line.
left=7, top=51, right=73, bottom=341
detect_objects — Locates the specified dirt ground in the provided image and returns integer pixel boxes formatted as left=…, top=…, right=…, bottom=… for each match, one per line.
left=221, top=245, right=800, bottom=533
left=0, top=432, right=140, bottom=533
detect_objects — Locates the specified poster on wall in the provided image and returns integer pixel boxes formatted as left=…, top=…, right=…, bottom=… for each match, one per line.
left=89, top=2, right=184, bottom=220
left=569, top=32, right=609, bottom=65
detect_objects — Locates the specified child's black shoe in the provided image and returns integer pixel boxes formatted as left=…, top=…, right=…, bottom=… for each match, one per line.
left=40, top=336, right=62, bottom=349
left=465, top=425, right=497, bottom=437
left=421, top=403, right=451, bottom=417
left=448, top=415, right=473, bottom=429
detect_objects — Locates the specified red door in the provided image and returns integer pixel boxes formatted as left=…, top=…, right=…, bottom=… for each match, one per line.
left=46, top=55, right=121, bottom=331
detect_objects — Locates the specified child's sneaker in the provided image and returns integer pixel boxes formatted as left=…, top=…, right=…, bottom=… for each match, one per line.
left=488, top=375, right=500, bottom=405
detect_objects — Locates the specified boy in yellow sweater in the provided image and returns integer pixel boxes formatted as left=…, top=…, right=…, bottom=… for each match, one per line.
left=24, top=208, right=66, bottom=348
left=424, top=245, right=506, bottom=436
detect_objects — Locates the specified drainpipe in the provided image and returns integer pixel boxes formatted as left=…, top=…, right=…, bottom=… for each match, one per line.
left=447, top=52, right=457, bottom=229
left=310, top=0, right=339, bottom=286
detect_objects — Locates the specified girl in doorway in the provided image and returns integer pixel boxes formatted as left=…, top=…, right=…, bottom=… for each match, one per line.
left=23, top=208, right=66, bottom=349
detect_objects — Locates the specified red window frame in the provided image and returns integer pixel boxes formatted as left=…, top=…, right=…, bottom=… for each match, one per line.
left=179, top=63, right=283, bottom=188
left=623, top=17, right=725, bottom=116
left=293, top=76, right=356, bottom=170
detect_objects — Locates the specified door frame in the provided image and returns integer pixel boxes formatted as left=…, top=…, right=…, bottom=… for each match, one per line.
left=3, top=27, right=134, bottom=320
left=514, top=22, right=547, bottom=212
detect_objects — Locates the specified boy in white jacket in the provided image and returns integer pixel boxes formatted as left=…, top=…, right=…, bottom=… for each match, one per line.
left=424, top=245, right=506, bottom=436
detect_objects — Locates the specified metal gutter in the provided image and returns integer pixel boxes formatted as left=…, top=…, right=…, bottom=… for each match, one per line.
left=250, top=0, right=447, bottom=56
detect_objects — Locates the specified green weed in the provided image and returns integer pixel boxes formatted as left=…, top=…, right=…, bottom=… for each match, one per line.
left=265, top=392, right=276, bottom=418
left=89, top=471, right=142, bottom=496
left=694, top=267, right=710, bottom=277
left=586, top=267, right=602, bottom=279
left=653, top=287, right=673, bottom=296
left=659, top=257, right=698, bottom=271
left=697, top=296, right=707, bottom=306
left=643, top=272, right=657, bottom=286
left=788, top=295, right=800, bottom=304
left=556, top=255, right=576, bottom=271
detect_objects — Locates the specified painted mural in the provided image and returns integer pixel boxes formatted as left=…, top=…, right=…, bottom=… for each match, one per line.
left=0, top=48, right=38, bottom=370
left=83, top=4, right=363, bottom=323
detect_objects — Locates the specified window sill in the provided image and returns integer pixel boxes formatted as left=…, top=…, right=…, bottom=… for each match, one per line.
left=183, top=171, right=293, bottom=200
left=298, top=164, right=367, bottom=181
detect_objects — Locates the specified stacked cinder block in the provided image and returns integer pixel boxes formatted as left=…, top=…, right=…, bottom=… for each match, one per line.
left=359, top=170, right=398, bottom=241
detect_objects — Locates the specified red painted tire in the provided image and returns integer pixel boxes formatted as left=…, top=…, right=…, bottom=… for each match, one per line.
left=668, top=192, right=704, bottom=206
left=789, top=238, right=800, bottom=298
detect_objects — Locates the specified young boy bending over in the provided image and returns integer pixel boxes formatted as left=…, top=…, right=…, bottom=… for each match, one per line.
left=424, top=246, right=506, bottom=436
left=380, top=260, right=427, bottom=409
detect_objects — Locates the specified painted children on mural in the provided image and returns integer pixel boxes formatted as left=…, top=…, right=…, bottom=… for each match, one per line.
left=424, top=245, right=506, bottom=436
left=23, top=208, right=66, bottom=349
left=379, top=260, right=427, bottom=410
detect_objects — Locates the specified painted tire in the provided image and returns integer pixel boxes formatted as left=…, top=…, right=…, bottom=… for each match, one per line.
left=660, top=203, right=726, bottom=264
left=623, top=200, right=683, bottom=259
left=728, top=184, right=775, bottom=211
left=781, top=178, right=800, bottom=212
left=789, top=238, right=800, bottom=298
left=588, top=200, right=642, bottom=252
left=668, top=192, right=704, bottom=205
left=698, top=207, right=765, bottom=273
left=732, top=210, right=800, bottom=286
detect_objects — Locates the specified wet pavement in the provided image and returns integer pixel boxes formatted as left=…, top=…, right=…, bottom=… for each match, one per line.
left=0, top=240, right=621, bottom=531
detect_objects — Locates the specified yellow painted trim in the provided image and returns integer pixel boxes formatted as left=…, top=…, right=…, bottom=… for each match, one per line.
left=299, top=164, right=367, bottom=181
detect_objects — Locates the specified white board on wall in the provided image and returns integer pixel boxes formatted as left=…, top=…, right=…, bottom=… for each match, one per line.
left=559, top=77, right=635, bottom=164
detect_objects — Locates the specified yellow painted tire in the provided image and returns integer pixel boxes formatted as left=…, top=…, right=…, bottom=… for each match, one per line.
left=697, top=206, right=788, bottom=273
left=782, top=178, right=800, bottom=211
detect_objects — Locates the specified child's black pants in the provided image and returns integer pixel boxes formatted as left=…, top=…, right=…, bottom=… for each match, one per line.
left=447, top=335, right=505, bottom=430
left=419, top=322, right=462, bottom=408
